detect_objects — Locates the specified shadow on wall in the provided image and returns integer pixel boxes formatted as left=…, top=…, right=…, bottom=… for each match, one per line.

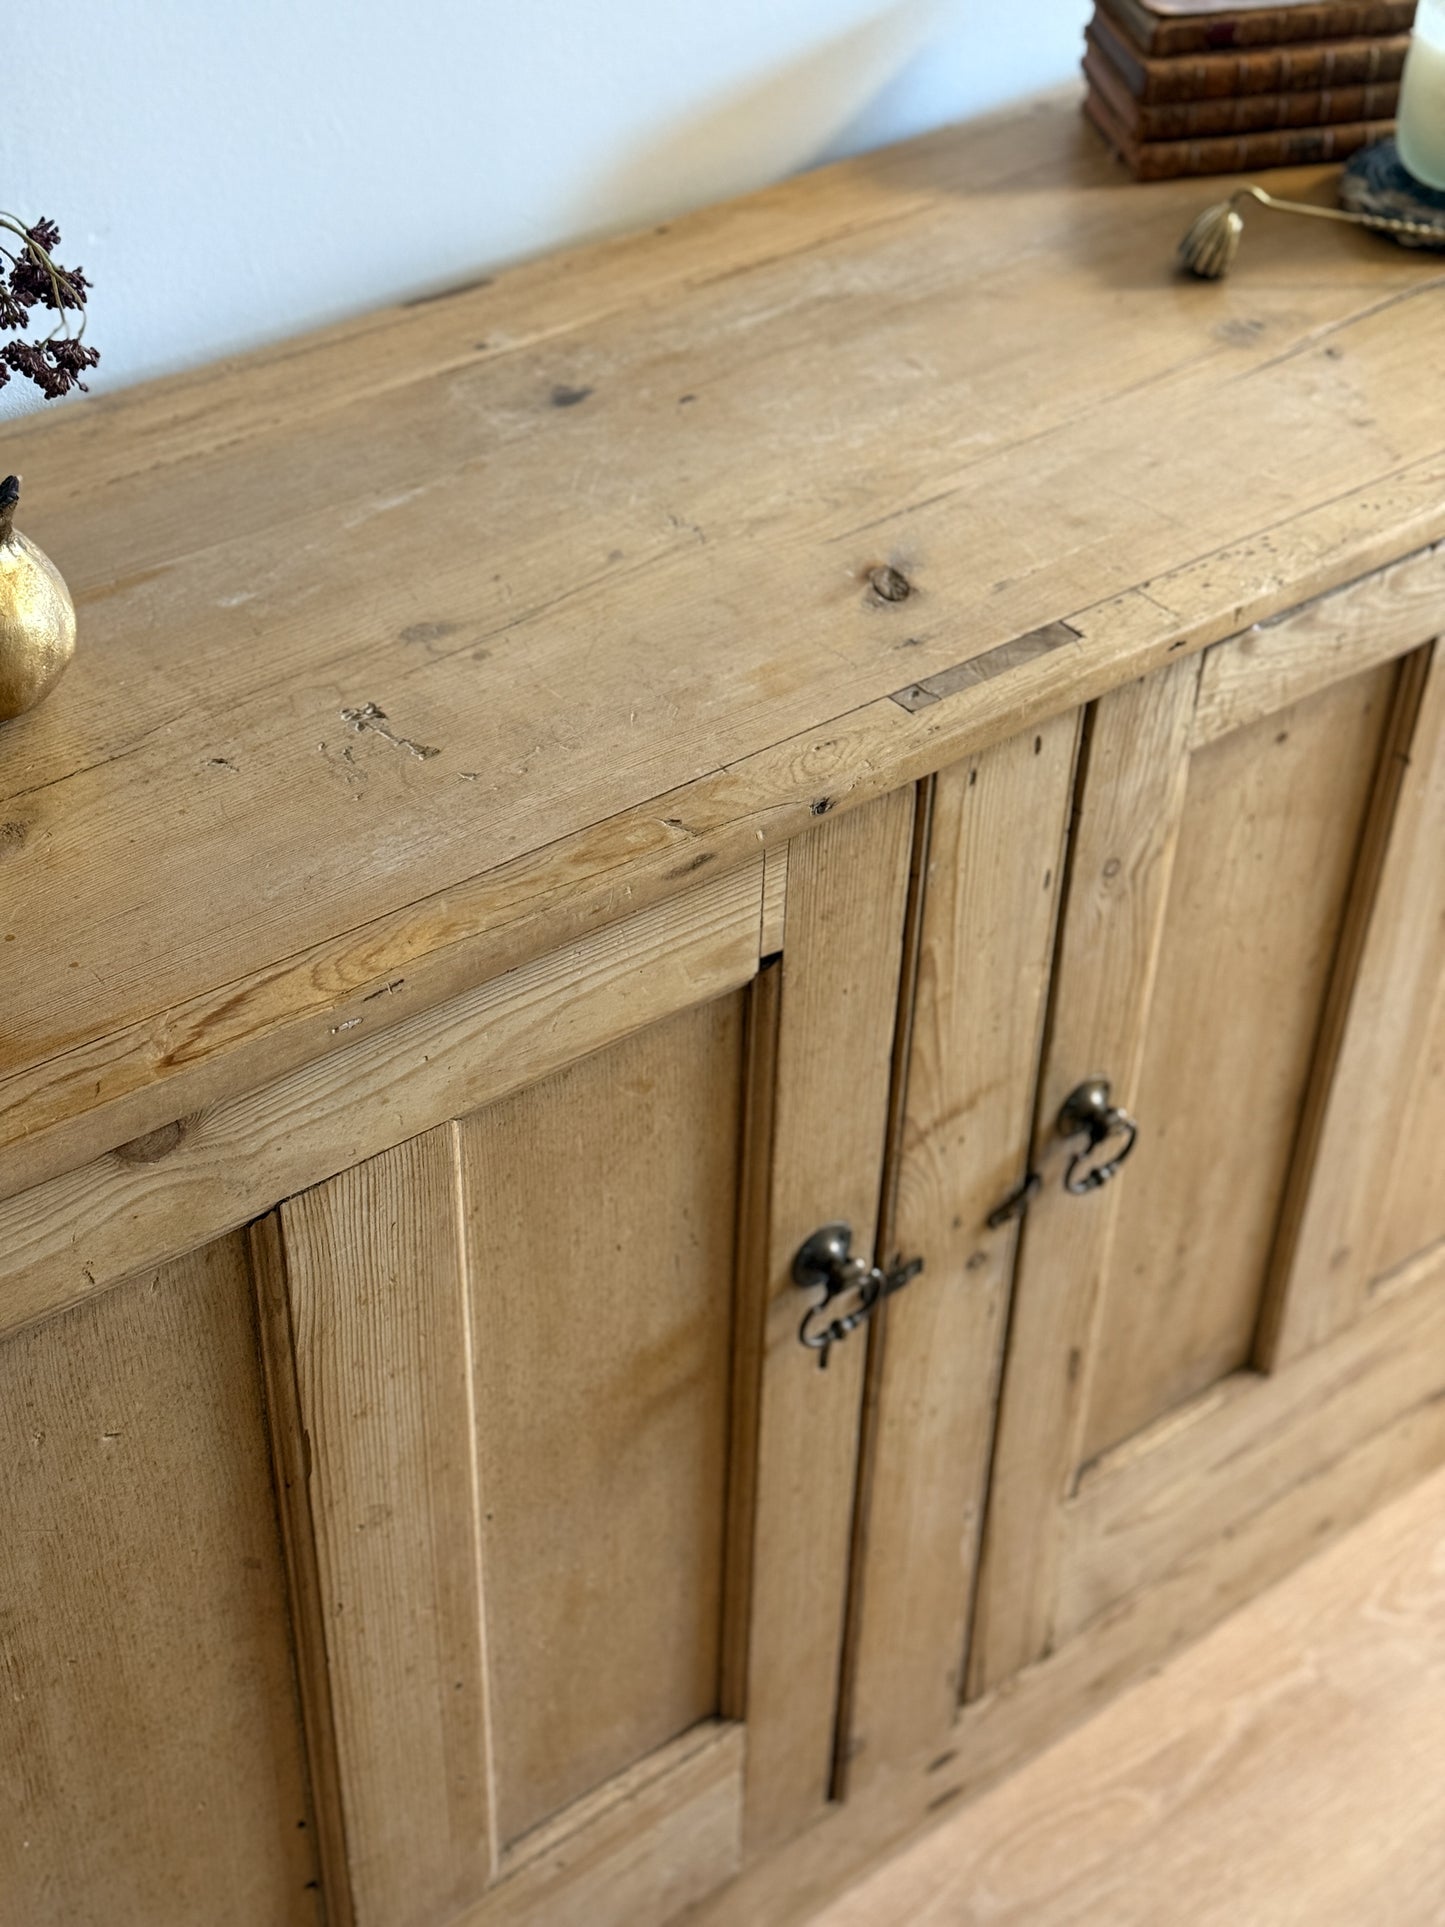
left=574, top=0, right=953, bottom=236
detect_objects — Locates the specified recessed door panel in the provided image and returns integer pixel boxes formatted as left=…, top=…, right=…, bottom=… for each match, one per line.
left=458, top=998, right=742, bottom=1847
left=1082, top=663, right=1393, bottom=1461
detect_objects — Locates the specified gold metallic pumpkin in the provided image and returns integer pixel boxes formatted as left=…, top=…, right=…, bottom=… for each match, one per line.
left=0, top=474, right=76, bottom=720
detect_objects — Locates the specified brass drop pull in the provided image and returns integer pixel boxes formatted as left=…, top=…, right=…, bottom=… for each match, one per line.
left=792, top=1223, right=924, bottom=1370
left=1057, top=1078, right=1139, bottom=1195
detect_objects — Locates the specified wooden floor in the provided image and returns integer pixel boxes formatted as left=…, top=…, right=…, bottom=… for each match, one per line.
left=811, top=1464, right=1445, bottom=1926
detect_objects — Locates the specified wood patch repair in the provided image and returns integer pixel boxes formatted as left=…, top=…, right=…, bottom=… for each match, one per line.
left=889, top=622, right=1083, bottom=713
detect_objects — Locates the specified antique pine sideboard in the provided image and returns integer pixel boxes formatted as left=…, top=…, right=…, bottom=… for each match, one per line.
left=3, top=91, right=1444, bottom=1927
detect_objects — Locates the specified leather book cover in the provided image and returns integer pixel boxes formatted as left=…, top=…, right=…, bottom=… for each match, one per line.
left=1084, top=36, right=1399, bottom=132
left=1084, top=82, right=1395, bottom=174
left=1097, top=0, right=1416, bottom=56
left=1090, top=11, right=1411, bottom=99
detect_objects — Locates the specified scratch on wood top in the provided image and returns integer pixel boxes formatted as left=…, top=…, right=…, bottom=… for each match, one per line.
left=889, top=623, right=1083, bottom=713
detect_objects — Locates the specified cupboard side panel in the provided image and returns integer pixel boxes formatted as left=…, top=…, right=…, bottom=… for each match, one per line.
left=0, top=1238, right=321, bottom=1927
left=844, top=716, right=1079, bottom=1789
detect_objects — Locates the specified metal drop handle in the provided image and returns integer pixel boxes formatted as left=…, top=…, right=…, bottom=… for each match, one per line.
left=1057, top=1078, right=1138, bottom=1195
left=792, top=1223, right=923, bottom=1370
left=985, top=1077, right=1140, bottom=1227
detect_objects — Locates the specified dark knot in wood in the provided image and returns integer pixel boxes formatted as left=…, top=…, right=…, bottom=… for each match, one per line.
left=868, top=564, right=913, bottom=604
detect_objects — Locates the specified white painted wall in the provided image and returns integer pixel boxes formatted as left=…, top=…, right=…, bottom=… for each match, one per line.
left=0, top=0, right=1089, bottom=419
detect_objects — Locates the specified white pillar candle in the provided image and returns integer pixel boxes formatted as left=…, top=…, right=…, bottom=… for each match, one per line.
left=1397, top=0, right=1445, bottom=192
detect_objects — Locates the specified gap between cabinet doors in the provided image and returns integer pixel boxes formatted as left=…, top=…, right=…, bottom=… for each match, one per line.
left=834, top=712, right=1084, bottom=1802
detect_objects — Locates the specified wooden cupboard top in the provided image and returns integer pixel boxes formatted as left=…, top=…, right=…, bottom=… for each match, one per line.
left=3, top=89, right=1444, bottom=1194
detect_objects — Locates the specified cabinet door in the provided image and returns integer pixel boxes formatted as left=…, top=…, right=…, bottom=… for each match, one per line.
left=0, top=796, right=913, bottom=1927
left=248, top=797, right=914, bottom=1927
left=969, top=628, right=1445, bottom=1715
left=840, top=717, right=1081, bottom=1792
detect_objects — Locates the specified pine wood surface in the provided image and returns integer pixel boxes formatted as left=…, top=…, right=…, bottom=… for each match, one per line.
left=266, top=994, right=750, bottom=1927
left=966, top=604, right=1435, bottom=1703
left=0, top=856, right=761, bottom=1339
left=1059, top=1240, right=1445, bottom=1638
left=465, top=1723, right=744, bottom=1927
left=843, top=717, right=1080, bottom=1791
left=456, top=999, right=742, bottom=1848
left=809, top=1460, right=1445, bottom=1927
left=1268, top=643, right=1445, bottom=1359
left=968, top=654, right=1204, bottom=1696
left=0, top=1235, right=321, bottom=1927
left=1079, top=658, right=1394, bottom=1460
left=741, top=789, right=916, bottom=1855
left=5, top=91, right=1445, bottom=1194
left=693, top=1256, right=1445, bottom=1926
left=279, top=1130, right=493, bottom=1927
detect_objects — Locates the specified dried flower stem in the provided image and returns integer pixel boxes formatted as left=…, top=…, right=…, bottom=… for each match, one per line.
left=0, top=214, right=98, bottom=398
left=0, top=215, right=88, bottom=341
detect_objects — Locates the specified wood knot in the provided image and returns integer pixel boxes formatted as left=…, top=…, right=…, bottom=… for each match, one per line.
left=114, top=1116, right=197, bottom=1165
left=867, top=564, right=913, bottom=604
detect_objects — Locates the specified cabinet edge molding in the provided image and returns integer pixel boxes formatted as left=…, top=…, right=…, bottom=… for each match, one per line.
left=0, top=859, right=764, bottom=1341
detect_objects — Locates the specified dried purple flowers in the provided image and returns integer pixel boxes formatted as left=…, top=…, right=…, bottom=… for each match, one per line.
left=0, top=215, right=98, bottom=401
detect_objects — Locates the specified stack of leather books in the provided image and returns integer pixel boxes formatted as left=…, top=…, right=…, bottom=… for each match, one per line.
left=1084, top=0, right=1417, bottom=178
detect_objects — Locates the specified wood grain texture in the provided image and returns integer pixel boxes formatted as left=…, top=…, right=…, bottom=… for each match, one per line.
left=811, top=1464, right=1445, bottom=1927
left=761, top=843, right=789, bottom=958
left=721, top=963, right=783, bottom=1726
left=742, top=788, right=915, bottom=1856
left=279, top=1127, right=494, bottom=1927
left=1191, top=539, right=1445, bottom=747
left=250, top=1214, right=356, bottom=1927
left=694, top=1255, right=1445, bottom=1927
left=967, top=655, right=1203, bottom=1696
left=0, top=858, right=761, bottom=1340
left=1374, top=982, right=1445, bottom=1280
left=466, top=1723, right=744, bottom=1927
left=1268, top=645, right=1445, bottom=1362
left=843, top=717, right=1080, bottom=1791
left=6, top=96, right=1445, bottom=1189
left=0, top=1237, right=321, bottom=1927
left=1060, top=1250, right=1445, bottom=1639
left=1081, top=661, right=1394, bottom=1460
left=457, top=998, right=742, bottom=1847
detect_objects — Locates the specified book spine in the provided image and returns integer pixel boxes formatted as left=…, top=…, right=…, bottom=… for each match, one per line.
left=1100, top=0, right=1418, bottom=58
left=1090, top=17, right=1411, bottom=101
left=1096, top=103, right=1398, bottom=177
left=1158, top=79, right=1395, bottom=130
left=1085, top=45, right=1399, bottom=132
